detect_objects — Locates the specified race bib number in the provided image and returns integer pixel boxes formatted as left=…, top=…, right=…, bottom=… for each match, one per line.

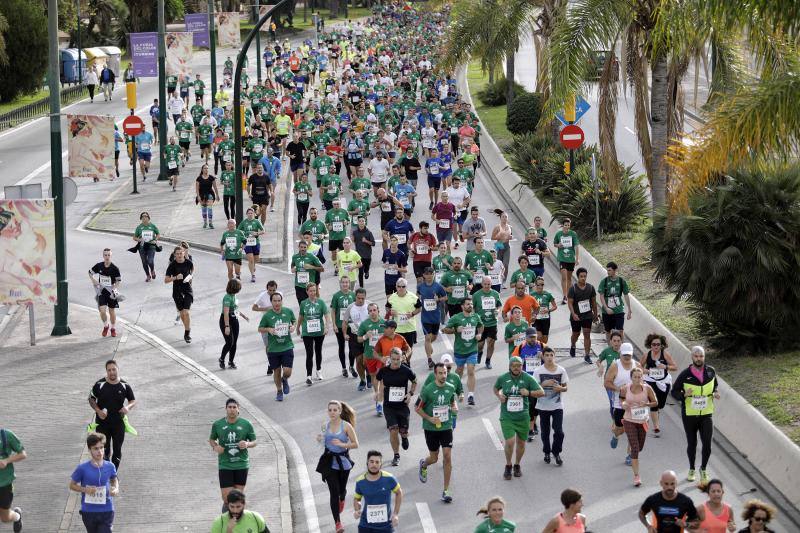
left=84, top=486, right=107, bottom=505
left=631, top=406, right=649, bottom=421
left=99, top=275, right=112, bottom=287
left=297, top=192, right=308, bottom=201
left=246, top=236, right=257, bottom=247
left=306, top=318, right=322, bottom=333
left=507, top=395, right=524, bottom=412
left=366, top=504, right=388, bottom=524
left=297, top=271, right=310, bottom=284
left=369, top=333, right=379, bottom=347
left=481, top=296, right=496, bottom=310
left=318, top=166, right=328, bottom=175
left=450, top=126, right=458, bottom=134
left=253, top=143, right=263, bottom=153
left=141, top=230, right=154, bottom=242
left=140, top=142, right=151, bottom=151
left=328, top=185, right=338, bottom=195
left=388, top=387, right=406, bottom=402
left=416, top=243, right=429, bottom=255
left=490, top=274, right=501, bottom=285
left=434, top=272, right=443, bottom=283
left=423, top=299, right=437, bottom=311
left=226, top=236, right=239, bottom=249
left=432, top=405, right=449, bottom=423
left=525, top=357, right=537, bottom=373
left=452, top=286, right=465, bottom=299
left=607, top=296, right=621, bottom=309
left=578, top=300, right=591, bottom=314
left=437, top=219, right=450, bottom=229
left=394, top=233, right=407, bottom=245
left=560, top=236, right=573, bottom=248
left=180, top=131, right=190, bottom=139
left=528, top=254, right=541, bottom=266
left=386, top=267, right=398, bottom=275
left=461, top=324, right=476, bottom=341
left=275, top=323, right=289, bottom=336
left=473, top=272, right=484, bottom=284
left=691, top=396, right=708, bottom=410
left=648, top=368, right=665, bottom=379
left=352, top=96, right=360, bottom=102
left=332, top=221, right=344, bottom=232
left=168, top=160, right=177, bottom=169
left=397, top=314, right=409, bottom=325
left=429, top=164, right=439, bottom=174
left=223, top=154, right=232, bottom=162
left=339, top=308, right=348, bottom=321
left=514, top=333, right=525, bottom=346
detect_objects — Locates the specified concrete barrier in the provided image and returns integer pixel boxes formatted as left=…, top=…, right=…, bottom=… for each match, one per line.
left=458, top=67, right=800, bottom=510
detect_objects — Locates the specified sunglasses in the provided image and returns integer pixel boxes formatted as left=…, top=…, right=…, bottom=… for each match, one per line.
left=752, top=516, right=767, bottom=522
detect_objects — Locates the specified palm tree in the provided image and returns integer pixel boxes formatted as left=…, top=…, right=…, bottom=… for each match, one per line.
left=0, top=13, right=8, bottom=67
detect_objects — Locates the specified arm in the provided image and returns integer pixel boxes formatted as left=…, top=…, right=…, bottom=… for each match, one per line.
left=392, top=485, right=403, bottom=523
left=541, top=516, right=560, bottom=533
left=604, top=364, right=618, bottom=392
left=0, top=449, right=26, bottom=469
left=663, top=350, right=679, bottom=371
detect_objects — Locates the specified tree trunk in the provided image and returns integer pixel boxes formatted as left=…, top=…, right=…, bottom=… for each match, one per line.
left=505, top=52, right=515, bottom=108
left=488, top=65, right=494, bottom=84
left=649, top=53, right=669, bottom=211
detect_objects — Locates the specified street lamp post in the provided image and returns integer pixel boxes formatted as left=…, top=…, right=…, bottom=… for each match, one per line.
left=234, top=0, right=290, bottom=225
left=255, top=0, right=262, bottom=83
left=48, top=0, right=71, bottom=336
left=157, top=0, right=168, bottom=181
left=76, top=0, right=82, bottom=86
left=208, top=0, right=217, bottom=99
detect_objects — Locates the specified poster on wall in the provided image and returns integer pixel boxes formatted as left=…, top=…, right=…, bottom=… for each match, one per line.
left=165, top=31, right=194, bottom=78
left=217, top=12, right=241, bottom=47
left=0, top=200, right=57, bottom=306
left=185, top=13, right=210, bottom=47
left=129, top=32, right=159, bottom=77
left=67, top=115, right=115, bottom=181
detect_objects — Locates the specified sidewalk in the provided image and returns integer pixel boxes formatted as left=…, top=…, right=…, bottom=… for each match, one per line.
left=86, top=149, right=289, bottom=264
left=0, top=305, right=290, bottom=532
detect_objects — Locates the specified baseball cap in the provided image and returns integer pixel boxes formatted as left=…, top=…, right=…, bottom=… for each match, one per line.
left=525, top=327, right=537, bottom=337
left=440, top=354, right=454, bottom=364
left=621, top=342, right=634, bottom=355
left=509, top=356, right=523, bottom=365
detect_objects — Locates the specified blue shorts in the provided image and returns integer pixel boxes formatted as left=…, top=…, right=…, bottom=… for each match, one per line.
left=454, top=352, right=478, bottom=368
left=137, top=152, right=152, bottom=162
left=290, top=161, right=304, bottom=171
left=532, top=267, right=544, bottom=278
left=427, top=175, right=442, bottom=189
left=455, top=210, right=468, bottom=225
left=268, top=349, right=294, bottom=370
left=244, top=244, right=261, bottom=256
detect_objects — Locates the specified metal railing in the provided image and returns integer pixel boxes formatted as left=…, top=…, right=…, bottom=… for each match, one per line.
left=0, top=85, right=88, bottom=132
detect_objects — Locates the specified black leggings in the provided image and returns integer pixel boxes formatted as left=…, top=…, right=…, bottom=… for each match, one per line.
left=219, top=314, right=240, bottom=363
left=303, top=335, right=324, bottom=376
left=649, top=382, right=671, bottom=411
left=223, top=195, right=236, bottom=220
left=297, top=201, right=309, bottom=225
left=682, top=414, right=713, bottom=469
left=326, top=467, right=351, bottom=523
left=358, top=258, right=371, bottom=287
left=335, top=329, right=354, bottom=369
left=97, top=422, right=125, bottom=470
left=138, top=245, right=155, bottom=276
left=539, top=409, right=564, bottom=455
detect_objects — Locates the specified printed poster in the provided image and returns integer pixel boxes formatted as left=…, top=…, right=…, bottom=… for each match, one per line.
left=165, top=31, right=193, bottom=78
left=0, top=200, right=57, bottom=305
left=258, top=6, right=275, bottom=32
left=67, top=114, right=115, bottom=181
left=217, top=12, right=241, bottom=47
left=129, top=32, right=159, bottom=78
left=185, top=13, right=210, bottom=47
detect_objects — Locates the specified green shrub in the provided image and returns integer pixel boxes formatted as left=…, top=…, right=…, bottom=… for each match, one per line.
left=477, top=75, right=526, bottom=106
left=648, top=164, right=800, bottom=348
left=550, top=163, right=648, bottom=235
left=507, top=133, right=554, bottom=188
left=506, top=92, right=543, bottom=135
left=0, top=0, right=47, bottom=103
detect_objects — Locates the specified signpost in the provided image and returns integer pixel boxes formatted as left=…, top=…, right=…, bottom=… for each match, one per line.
left=123, top=115, right=144, bottom=194
left=559, top=124, right=585, bottom=150
left=556, top=95, right=591, bottom=126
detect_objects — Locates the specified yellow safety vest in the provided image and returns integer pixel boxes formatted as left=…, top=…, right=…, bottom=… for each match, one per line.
left=683, top=377, right=716, bottom=416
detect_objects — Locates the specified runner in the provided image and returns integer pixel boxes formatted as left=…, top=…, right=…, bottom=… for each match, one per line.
left=639, top=471, right=699, bottom=533
left=409, top=221, right=437, bottom=285
left=317, top=401, right=359, bottom=533
left=474, top=496, right=516, bottom=533
left=195, top=164, right=219, bottom=229
left=89, top=248, right=122, bottom=338
left=432, top=191, right=456, bottom=253
left=640, top=333, right=677, bottom=437
left=238, top=208, right=265, bottom=283
left=69, top=433, right=119, bottom=532
left=344, top=289, right=373, bottom=391
left=488, top=249, right=505, bottom=292
left=533, top=347, right=569, bottom=465
left=425, top=147, right=444, bottom=207
left=297, top=283, right=332, bottom=385
left=472, top=277, right=502, bottom=368
left=134, top=126, right=154, bottom=178
left=164, top=246, right=194, bottom=343
left=164, top=136, right=182, bottom=190
left=287, top=131, right=307, bottom=183
left=598, top=261, right=632, bottom=341
left=88, top=360, right=136, bottom=471
left=465, top=236, right=493, bottom=296
left=441, top=256, right=472, bottom=318
left=462, top=207, right=487, bottom=257
left=443, top=299, right=483, bottom=406
left=220, top=219, right=246, bottom=281
left=509, top=256, right=537, bottom=295
left=247, top=164, right=272, bottom=225
left=383, top=206, right=413, bottom=255
left=294, top=172, right=314, bottom=225
left=210, top=490, right=267, bottom=533
left=208, top=399, right=256, bottom=510
left=443, top=176, right=470, bottom=247
left=0, top=428, right=25, bottom=533
left=696, top=479, right=737, bottom=533
left=520, top=227, right=549, bottom=280
left=554, top=218, right=579, bottom=304
left=133, top=212, right=159, bottom=282
left=175, top=111, right=193, bottom=162
left=417, top=267, right=447, bottom=368
left=352, top=216, right=376, bottom=287
left=567, top=267, right=597, bottom=363
left=219, top=279, right=249, bottom=370
left=290, top=240, right=324, bottom=306
left=416, top=363, right=458, bottom=503
left=331, top=276, right=358, bottom=378
left=257, top=292, right=296, bottom=401
left=375, top=348, right=418, bottom=466
left=503, top=306, right=530, bottom=358
left=387, top=278, right=421, bottom=355
left=326, top=198, right=350, bottom=266
left=596, top=330, right=622, bottom=417
left=621, top=367, right=657, bottom=486
left=382, top=236, right=408, bottom=297
left=494, top=356, right=543, bottom=479
left=604, top=343, right=640, bottom=464
left=531, top=277, right=557, bottom=344
left=672, top=346, right=719, bottom=483
left=738, top=500, right=775, bottom=533
left=353, top=451, right=403, bottom=532
left=541, top=489, right=587, bottom=533
left=501, top=279, right=540, bottom=325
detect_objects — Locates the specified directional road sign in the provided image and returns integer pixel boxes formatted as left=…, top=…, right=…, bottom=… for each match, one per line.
left=556, top=96, right=591, bottom=125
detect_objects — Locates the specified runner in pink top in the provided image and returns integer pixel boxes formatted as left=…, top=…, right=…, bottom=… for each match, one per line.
left=541, top=489, right=588, bottom=533
left=622, top=367, right=658, bottom=487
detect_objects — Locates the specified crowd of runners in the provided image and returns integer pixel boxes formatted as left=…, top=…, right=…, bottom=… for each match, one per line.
left=0, top=3, right=786, bottom=533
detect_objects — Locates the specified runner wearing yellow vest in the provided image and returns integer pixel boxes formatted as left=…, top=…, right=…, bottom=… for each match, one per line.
left=671, top=346, right=719, bottom=485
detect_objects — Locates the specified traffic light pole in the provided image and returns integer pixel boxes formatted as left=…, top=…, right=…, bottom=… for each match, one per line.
left=234, top=0, right=290, bottom=225
left=208, top=0, right=217, bottom=99
left=157, top=0, right=168, bottom=181
left=255, top=0, right=262, bottom=83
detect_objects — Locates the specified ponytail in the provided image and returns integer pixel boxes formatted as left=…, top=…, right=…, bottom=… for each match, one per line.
left=329, top=400, right=357, bottom=428
left=476, top=496, right=505, bottom=517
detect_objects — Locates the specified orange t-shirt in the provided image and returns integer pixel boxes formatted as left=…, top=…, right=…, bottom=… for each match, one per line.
left=289, top=56, right=300, bottom=71
left=374, top=334, right=410, bottom=359
left=502, top=294, right=540, bottom=324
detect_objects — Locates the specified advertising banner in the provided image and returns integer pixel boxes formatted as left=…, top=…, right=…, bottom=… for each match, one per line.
left=258, top=6, right=275, bottom=32
left=129, top=32, right=158, bottom=78
left=185, top=13, right=210, bottom=47
left=0, top=199, right=57, bottom=305
left=165, top=31, right=194, bottom=78
left=217, top=12, right=241, bottom=47
left=67, top=114, right=115, bottom=181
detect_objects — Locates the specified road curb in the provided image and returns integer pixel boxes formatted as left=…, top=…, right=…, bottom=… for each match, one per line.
left=458, top=65, right=800, bottom=513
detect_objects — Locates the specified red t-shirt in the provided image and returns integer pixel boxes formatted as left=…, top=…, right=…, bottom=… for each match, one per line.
left=409, top=232, right=437, bottom=263
left=432, top=202, right=456, bottom=226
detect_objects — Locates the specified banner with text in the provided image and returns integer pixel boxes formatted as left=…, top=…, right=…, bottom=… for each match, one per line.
left=165, top=31, right=194, bottom=78
left=67, top=114, right=115, bottom=181
left=185, top=13, right=210, bottom=47
left=129, top=32, right=158, bottom=78
left=0, top=199, right=57, bottom=306
left=217, top=12, right=241, bottom=47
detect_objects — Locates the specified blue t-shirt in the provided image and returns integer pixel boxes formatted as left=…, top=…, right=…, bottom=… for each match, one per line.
left=354, top=471, right=400, bottom=530
left=71, top=460, right=117, bottom=513
left=393, top=183, right=415, bottom=209
left=425, top=157, right=443, bottom=177
left=384, top=219, right=414, bottom=254
left=135, top=132, right=154, bottom=154
left=149, top=105, right=159, bottom=120
left=417, top=282, right=446, bottom=324
left=114, top=130, right=123, bottom=152
left=440, top=153, right=453, bottom=177
left=382, top=249, right=407, bottom=286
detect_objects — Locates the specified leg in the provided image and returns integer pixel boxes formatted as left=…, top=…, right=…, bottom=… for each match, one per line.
left=551, top=409, right=565, bottom=455
left=503, top=436, right=515, bottom=465
left=485, top=338, right=496, bottom=364
left=514, top=436, right=526, bottom=464
left=219, top=314, right=232, bottom=362
left=228, top=316, right=240, bottom=364
left=466, top=363, right=476, bottom=394
left=99, top=305, right=108, bottom=325
left=314, top=336, right=324, bottom=372
left=582, top=327, right=592, bottom=356
left=682, top=414, right=699, bottom=470
left=335, top=330, right=347, bottom=369
left=442, top=447, right=452, bottom=490
left=138, top=248, right=151, bottom=277
left=303, top=336, right=314, bottom=378
left=699, top=416, right=714, bottom=469
left=560, top=267, right=570, bottom=300
left=539, top=410, right=552, bottom=454
left=389, top=427, right=400, bottom=455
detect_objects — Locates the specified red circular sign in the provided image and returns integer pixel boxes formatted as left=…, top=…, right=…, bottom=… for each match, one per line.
left=559, top=124, right=585, bottom=150
left=122, top=115, right=145, bottom=136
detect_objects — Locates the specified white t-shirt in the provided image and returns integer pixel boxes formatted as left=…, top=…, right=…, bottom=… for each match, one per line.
left=533, top=365, right=569, bottom=411
left=253, top=290, right=273, bottom=310
left=346, top=302, right=372, bottom=333
left=368, top=158, right=391, bottom=182
left=443, top=186, right=470, bottom=210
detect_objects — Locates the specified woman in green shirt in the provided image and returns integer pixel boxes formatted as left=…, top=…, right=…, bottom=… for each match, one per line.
left=219, top=279, right=249, bottom=370
left=133, top=211, right=160, bottom=282
left=296, top=283, right=332, bottom=385
left=474, top=496, right=516, bottom=532
left=294, top=173, right=313, bottom=225
left=237, top=208, right=265, bottom=283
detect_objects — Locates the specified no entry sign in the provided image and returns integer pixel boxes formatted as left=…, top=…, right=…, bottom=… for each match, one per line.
left=122, top=115, right=145, bottom=136
left=559, top=124, right=585, bottom=150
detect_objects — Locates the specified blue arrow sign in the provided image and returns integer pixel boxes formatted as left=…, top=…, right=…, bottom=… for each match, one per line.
left=556, top=96, right=592, bottom=125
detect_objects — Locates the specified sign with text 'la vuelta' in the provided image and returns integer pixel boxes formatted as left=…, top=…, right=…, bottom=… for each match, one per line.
left=129, top=32, right=158, bottom=78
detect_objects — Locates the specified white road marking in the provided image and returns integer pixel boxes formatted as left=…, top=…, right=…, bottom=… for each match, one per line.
left=482, top=417, right=504, bottom=450
left=624, top=126, right=635, bottom=135
left=415, top=502, right=438, bottom=533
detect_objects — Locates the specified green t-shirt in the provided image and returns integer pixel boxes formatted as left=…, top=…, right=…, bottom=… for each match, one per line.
left=357, top=318, right=385, bottom=359
left=330, top=290, right=356, bottom=328
left=464, top=250, right=493, bottom=281
left=418, top=381, right=457, bottom=431
left=472, top=289, right=501, bottom=327
left=474, top=518, right=517, bottom=532
left=598, top=276, right=630, bottom=314
left=176, top=120, right=193, bottom=141
left=299, top=219, right=327, bottom=245
left=167, top=75, right=178, bottom=88
left=432, top=255, right=453, bottom=283
left=134, top=222, right=159, bottom=244
left=222, top=293, right=238, bottom=314
left=210, top=510, right=266, bottom=533
left=554, top=229, right=579, bottom=263
left=220, top=170, right=236, bottom=196
left=165, top=144, right=181, bottom=167
left=504, top=320, right=530, bottom=354
left=321, top=175, right=343, bottom=201
left=194, top=79, right=205, bottom=95
left=190, top=104, right=205, bottom=124
left=446, top=312, right=483, bottom=355
left=294, top=181, right=312, bottom=204
left=534, top=227, right=548, bottom=240
left=299, top=298, right=328, bottom=337
left=197, top=123, right=212, bottom=141
left=218, top=139, right=235, bottom=161
left=247, top=138, right=265, bottom=158
left=209, top=417, right=256, bottom=470
left=291, top=252, right=322, bottom=288
left=325, top=207, right=350, bottom=240
left=423, top=371, right=464, bottom=398
left=597, top=347, right=620, bottom=375
left=347, top=198, right=371, bottom=225
left=350, top=177, right=372, bottom=197
left=494, top=371, right=541, bottom=421
left=509, top=269, right=536, bottom=289
left=259, top=308, right=296, bottom=352
left=0, top=429, right=24, bottom=486
left=220, top=229, right=246, bottom=259
left=219, top=119, right=234, bottom=136
left=441, top=269, right=472, bottom=305
left=238, top=218, right=264, bottom=246
left=532, top=290, right=555, bottom=320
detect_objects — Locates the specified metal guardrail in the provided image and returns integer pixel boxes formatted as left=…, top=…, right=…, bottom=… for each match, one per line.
left=0, top=84, right=88, bottom=132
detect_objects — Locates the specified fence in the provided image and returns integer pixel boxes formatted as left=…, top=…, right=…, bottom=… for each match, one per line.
left=0, top=85, right=88, bottom=132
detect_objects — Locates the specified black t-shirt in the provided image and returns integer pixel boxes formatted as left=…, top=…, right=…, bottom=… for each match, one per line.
left=640, top=492, right=698, bottom=533
left=376, top=364, right=416, bottom=406
left=249, top=173, right=270, bottom=198
left=401, top=157, right=421, bottom=180
left=196, top=176, right=216, bottom=198
left=568, top=283, right=596, bottom=320
left=165, top=259, right=194, bottom=296
left=90, top=262, right=121, bottom=294
left=91, top=379, right=135, bottom=425
left=286, top=141, right=305, bottom=163
left=521, top=238, right=547, bottom=256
